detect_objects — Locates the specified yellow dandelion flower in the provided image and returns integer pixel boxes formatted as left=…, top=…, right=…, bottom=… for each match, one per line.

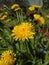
left=38, top=17, right=45, bottom=24
left=34, top=14, right=41, bottom=20
left=32, top=5, right=42, bottom=9
left=35, top=5, right=42, bottom=9
left=11, top=4, right=20, bottom=9
left=11, top=22, right=35, bottom=41
left=6, top=18, right=11, bottom=22
left=36, top=5, right=42, bottom=9
left=29, top=5, right=42, bottom=12
left=46, top=15, right=49, bottom=18
left=5, top=11, right=8, bottom=15
left=28, top=6, right=35, bottom=11
left=1, top=50, right=16, bottom=65
left=0, top=15, right=7, bottom=20
left=14, top=7, right=21, bottom=11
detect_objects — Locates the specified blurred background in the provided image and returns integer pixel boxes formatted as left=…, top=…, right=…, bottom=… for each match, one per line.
left=0, top=0, right=49, bottom=13
left=0, top=0, right=48, bottom=8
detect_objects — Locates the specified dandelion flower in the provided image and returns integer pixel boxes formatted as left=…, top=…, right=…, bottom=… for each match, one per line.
left=35, top=5, right=42, bottom=9
left=11, top=4, right=21, bottom=11
left=11, top=4, right=20, bottom=9
left=28, top=5, right=42, bottom=12
left=34, top=14, right=41, bottom=20
left=46, top=15, right=49, bottom=18
left=34, top=14, right=45, bottom=25
left=1, top=50, right=16, bottom=65
left=5, top=11, right=8, bottom=15
left=34, top=5, right=42, bottom=9
left=28, top=6, right=35, bottom=11
left=11, top=22, right=35, bottom=41
left=6, top=18, right=11, bottom=22
left=38, top=17, right=45, bottom=24
left=14, top=8, right=21, bottom=11
left=32, top=5, right=42, bottom=9
left=0, top=15, right=7, bottom=20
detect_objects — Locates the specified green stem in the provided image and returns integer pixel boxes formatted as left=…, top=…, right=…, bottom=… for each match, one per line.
left=25, top=39, right=29, bottom=53
left=13, top=42, right=16, bottom=53
left=27, top=39, right=35, bottom=56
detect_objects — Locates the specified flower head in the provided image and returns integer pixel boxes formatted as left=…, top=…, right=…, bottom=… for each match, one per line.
left=5, top=11, right=8, bottom=15
left=38, top=17, right=45, bottom=24
left=14, top=8, right=21, bottom=11
left=11, top=22, right=35, bottom=41
left=46, top=15, right=49, bottom=18
left=33, top=5, right=42, bottom=9
left=0, top=15, right=7, bottom=20
left=11, top=4, right=20, bottom=9
left=6, top=18, right=11, bottom=22
left=34, top=14, right=45, bottom=25
left=28, top=5, right=42, bottom=12
left=28, top=6, right=35, bottom=11
left=1, top=50, right=16, bottom=65
left=11, top=4, right=21, bottom=11
left=34, top=14, right=41, bottom=20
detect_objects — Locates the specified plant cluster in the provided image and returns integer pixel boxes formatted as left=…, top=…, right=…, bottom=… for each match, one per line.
left=0, top=4, right=49, bottom=65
